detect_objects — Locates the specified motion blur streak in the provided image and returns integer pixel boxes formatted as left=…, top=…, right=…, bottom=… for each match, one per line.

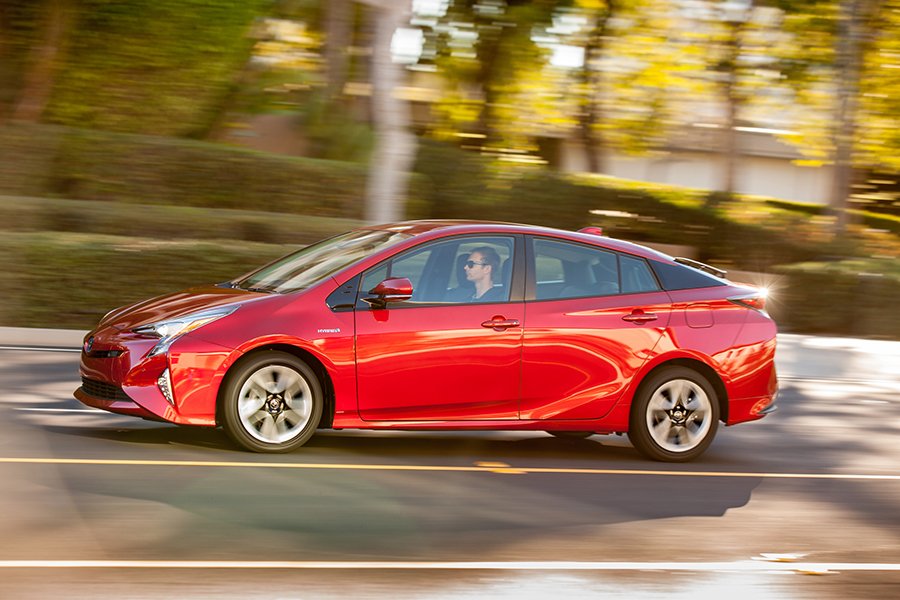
left=0, top=560, right=898, bottom=571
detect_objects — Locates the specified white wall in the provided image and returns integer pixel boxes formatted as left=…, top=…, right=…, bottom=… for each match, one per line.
left=560, top=133, right=833, bottom=205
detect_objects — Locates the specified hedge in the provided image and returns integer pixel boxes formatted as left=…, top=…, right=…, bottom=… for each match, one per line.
left=0, top=232, right=291, bottom=329
left=0, top=123, right=372, bottom=218
left=776, top=259, right=900, bottom=338
left=0, top=195, right=360, bottom=245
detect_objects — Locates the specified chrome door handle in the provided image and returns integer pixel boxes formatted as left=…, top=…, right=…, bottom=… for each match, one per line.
left=481, top=317, right=520, bottom=330
left=622, top=311, right=658, bottom=323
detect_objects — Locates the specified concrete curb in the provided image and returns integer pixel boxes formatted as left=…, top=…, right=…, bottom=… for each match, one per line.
left=0, top=327, right=88, bottom=349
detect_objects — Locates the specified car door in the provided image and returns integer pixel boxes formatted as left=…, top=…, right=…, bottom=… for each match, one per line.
left=355, top=234, right=525, bottom=421
left=521, top=236, right=671, bottom=420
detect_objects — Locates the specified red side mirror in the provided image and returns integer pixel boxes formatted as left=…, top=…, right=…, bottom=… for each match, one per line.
left=364, top=277, right=413, bottom=307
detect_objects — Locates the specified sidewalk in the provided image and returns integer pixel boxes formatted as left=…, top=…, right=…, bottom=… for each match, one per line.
left=1, top=327, right=898, bottom=385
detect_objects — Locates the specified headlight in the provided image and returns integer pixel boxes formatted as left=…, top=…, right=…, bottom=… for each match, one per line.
left=133, top=306, right=238, bottom=357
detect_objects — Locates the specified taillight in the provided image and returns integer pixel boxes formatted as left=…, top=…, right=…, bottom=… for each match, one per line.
left=728, top=294, right=767, bottom=312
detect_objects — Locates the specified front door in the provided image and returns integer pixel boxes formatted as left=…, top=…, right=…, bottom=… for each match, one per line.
left=355, top=235, right=524, bottom=421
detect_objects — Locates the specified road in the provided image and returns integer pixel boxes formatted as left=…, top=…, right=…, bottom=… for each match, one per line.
left=0, top=335, right=898, bottom=598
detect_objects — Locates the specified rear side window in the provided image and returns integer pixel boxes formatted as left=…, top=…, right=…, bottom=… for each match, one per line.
left=530, top=237, right=660, bottom=299
left=620, top=255, right=660, bottom=294
left=651, top=260, right=727, bottom=290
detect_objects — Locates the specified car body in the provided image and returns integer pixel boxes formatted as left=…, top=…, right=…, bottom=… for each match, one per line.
left=75, top=220, right=777, bottom=461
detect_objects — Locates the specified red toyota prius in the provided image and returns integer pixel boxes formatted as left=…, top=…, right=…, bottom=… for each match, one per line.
left=76, top=221, right=777, bottom=462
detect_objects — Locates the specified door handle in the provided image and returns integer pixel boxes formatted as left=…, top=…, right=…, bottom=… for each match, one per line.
left=482, top=316, right=520, bottom=331
left=622, top=310, right=658, bottom=324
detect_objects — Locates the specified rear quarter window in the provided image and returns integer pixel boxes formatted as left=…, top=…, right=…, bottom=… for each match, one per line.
left=650, top=260, right=727, bottom=291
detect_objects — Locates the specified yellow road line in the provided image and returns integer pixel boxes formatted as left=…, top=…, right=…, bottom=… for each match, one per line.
left=0, top=457, right=897, bottom=480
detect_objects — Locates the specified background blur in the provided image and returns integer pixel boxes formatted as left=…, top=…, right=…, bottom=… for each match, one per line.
left=0, top=0, right=897, bottom=337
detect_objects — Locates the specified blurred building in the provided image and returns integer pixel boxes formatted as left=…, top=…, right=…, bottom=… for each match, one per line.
left=553, top=124, right=831, bottom=204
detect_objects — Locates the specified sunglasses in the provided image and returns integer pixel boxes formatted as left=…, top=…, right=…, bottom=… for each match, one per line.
left=465, top=260, right=488, bottom=268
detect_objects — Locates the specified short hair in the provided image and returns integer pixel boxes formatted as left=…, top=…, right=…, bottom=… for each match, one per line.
left=470, top=246, right=500, bottom=279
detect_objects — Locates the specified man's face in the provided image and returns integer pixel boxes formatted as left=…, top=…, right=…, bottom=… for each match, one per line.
left=464, top=252, right=490, bottom=283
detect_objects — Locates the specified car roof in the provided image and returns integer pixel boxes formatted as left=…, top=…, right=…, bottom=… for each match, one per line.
left=362, top=220, right=677, bottom=263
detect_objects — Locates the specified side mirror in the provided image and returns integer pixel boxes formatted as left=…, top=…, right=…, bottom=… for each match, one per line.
left=363, top=277, right=413, bottom=307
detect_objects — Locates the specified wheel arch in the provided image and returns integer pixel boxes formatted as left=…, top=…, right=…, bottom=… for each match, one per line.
left=216, top=343, right=336, bottom=429
left=633, top=358, right=730, bottom=424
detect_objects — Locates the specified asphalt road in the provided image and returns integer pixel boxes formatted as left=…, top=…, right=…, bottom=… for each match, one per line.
left=0, top=341, right=898, bottom=599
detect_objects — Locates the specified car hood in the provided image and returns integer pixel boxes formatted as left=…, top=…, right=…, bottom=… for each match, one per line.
left=100, top=285, right=271, bottom=331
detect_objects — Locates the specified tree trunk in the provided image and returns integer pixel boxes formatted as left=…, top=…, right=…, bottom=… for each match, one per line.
left=721, top=17, right=743, bottom=202
left=578, top=2, right=616, bottom=174
left=475, top=26, right=510, bottom=147
left=364, top=2, right=416, bottom=224
left=11, top=0, right=73, bottom=122
left=325, top=0, right=352, bottom=100
left=830, top=0, right=879, bottom=234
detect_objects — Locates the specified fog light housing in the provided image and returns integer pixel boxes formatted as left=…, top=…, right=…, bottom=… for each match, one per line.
left=157, top=368, right=174, bottom=405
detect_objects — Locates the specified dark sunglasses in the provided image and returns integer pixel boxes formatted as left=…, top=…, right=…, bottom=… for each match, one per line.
left=465, top=260, right=487, bottom=268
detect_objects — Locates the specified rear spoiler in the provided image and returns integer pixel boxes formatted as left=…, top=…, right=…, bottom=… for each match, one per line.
left=674, top=257, right=727, bottom=279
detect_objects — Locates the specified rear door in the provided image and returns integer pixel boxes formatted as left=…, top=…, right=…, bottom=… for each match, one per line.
left=521, top=236, right=671, bottom=420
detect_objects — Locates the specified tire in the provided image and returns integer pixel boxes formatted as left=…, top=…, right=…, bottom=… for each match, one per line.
left=547, top=431, right=594, bottom=440
left=221, top=351, right=323, bottom=453
left=627, top=366, right=719, bottom=462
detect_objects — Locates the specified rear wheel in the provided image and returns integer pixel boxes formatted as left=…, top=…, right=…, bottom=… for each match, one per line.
left=628, top=366, right=719, bottom=462
left=221, top=351, right=322, bottom=453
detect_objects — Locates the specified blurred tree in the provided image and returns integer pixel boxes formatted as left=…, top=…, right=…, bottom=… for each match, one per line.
left=324, top=0, right=353, bottom=99
left=429, top=0, right=562, bottom=146
left=575, top=0, right=619, bottom=174
left=358, top=0, right=416, bottom=223
left=715, top=0, right=753, bottom=204
left=830, top=0, right=883, bottom=232
left=4, top=0, right=75, bottom=123
left=777, top=0, right=896, bottom=233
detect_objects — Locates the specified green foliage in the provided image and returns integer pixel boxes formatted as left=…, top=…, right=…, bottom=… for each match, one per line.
left=0, top=123, right=370, bottom=217
left=0, top=1, right=42, bottom=115
left=44, top=0, right=270, bottom=136
left=0, top=232, right=290, bottom=328
left=777, top=259, right=900, bottom=338
left=0, top=195, right=361, bottom=244
left=411, top=139, right=495, bottom=219
left=300, top=91, right=374, bottom=162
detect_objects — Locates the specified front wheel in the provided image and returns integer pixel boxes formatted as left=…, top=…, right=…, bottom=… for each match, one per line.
left=221, top=351, right=323, bottom=453
left=628, top=366, right=719, bottom=462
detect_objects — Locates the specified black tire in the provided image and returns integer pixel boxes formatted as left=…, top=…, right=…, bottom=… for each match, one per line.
left=547, top=431, right=594, bottom=440
left=221, top=351, right=323, bottom=453
left=628, top=366, right=719, bottom=462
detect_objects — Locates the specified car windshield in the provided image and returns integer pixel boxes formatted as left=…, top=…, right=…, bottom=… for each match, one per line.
left=234, top=229, right=411, bottom=293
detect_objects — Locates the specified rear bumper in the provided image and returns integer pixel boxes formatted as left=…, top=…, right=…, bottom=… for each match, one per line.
left=727, top=378, right=778, bottom=425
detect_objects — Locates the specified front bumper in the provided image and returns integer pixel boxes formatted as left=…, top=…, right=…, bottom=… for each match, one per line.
left=75, top=326, right=231, bottom=426
left=74, top=380, right=165, bottom=422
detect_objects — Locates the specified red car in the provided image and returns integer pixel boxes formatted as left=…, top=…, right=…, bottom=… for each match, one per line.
left=76, top=221, right=777, bottom=462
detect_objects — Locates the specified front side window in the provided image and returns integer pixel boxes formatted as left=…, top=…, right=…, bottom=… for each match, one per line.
left=361, top=236, right=515, bottom=305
